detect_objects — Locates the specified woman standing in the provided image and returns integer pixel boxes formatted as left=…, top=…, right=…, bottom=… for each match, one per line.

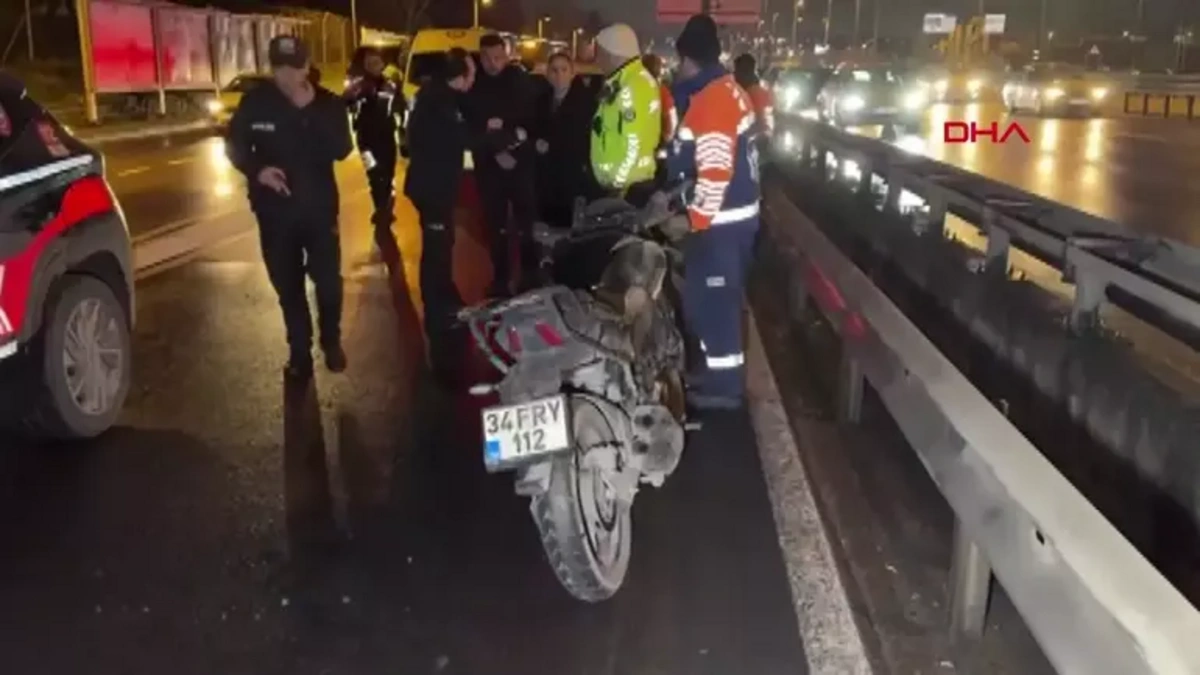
left=532, top=52, right=597, bottom=229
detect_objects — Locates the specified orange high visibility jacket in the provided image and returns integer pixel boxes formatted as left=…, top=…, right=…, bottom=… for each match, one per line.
left=744, top=83, right=774, bottom=136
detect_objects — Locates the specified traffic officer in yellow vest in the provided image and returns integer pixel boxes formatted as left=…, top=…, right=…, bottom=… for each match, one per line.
left=590, top=24, right=662, bottom=207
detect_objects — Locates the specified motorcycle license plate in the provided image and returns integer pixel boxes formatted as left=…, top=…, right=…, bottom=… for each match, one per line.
left=481, top=395, right=571, bottom=470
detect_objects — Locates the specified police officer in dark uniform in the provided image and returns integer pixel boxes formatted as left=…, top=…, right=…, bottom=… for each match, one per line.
left=404, top=49, right=472, bottom=337
left=344, top=46, right=404, bottom=241
left=226, top=35, right=354, bottom=380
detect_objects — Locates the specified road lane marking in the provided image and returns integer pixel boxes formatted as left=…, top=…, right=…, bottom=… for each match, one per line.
left=166, top=157, right=195, bottom=166
left=134, top=186, right=370, bottom=279
left=114, top=166, right=151, bottom=177
left=745, top=315, right=873, bottom=675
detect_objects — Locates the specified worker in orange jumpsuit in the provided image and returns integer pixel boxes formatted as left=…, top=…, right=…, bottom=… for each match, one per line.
left=733, top=53, right=774, bottom=138
left=667, top=16, right=761, bottom=409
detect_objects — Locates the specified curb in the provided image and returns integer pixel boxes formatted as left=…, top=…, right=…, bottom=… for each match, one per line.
left=74, top=119, right=217, bottom=145
left=745, top=314, right=875, bottom=674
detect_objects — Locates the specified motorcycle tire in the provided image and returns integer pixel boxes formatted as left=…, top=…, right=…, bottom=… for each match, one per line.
left=530, top=396, right=632, bottom=602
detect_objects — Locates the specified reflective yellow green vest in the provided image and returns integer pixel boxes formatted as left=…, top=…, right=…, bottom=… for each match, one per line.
left=591, top=59, right=662, bottom=191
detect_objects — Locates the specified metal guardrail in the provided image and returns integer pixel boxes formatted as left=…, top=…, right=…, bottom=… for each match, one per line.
left=760, top=189, right=1200, bottom=675
left=763, top=119, right=1200, bottom=671
left=775, top=120, right=1200, bottom=342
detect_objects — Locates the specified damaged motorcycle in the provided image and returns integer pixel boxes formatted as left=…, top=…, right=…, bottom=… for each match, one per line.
left=458, top=183, right=691, bottom=602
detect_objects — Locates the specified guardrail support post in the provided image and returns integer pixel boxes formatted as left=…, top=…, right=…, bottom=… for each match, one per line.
left=910, top=188, right=947, bottom=238
left=983, top=208, right=1010, bottom=272
left=949, top=518, right=992, bottom=644
left=837, top=352, right=863, bottom=423
left=1070, top=271, right=1105, bottom=333
left=884, top=170, right=902, bottom=213
left=857, top=162, right=872, bottom=196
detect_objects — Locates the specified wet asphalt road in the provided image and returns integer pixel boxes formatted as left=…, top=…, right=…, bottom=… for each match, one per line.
left=7, top=110, right=1200, bottom=673
left=798, top=102, right=1200, bottom=245
left=0, top=148, right=807, bottom=674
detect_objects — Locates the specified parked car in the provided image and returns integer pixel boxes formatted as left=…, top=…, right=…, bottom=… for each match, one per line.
left=0, top=72, right=134, bottom=440
left=207, top=73, right=271, bottom=130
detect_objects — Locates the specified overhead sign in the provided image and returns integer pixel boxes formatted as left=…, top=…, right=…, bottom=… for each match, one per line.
left=984, top=14, right=1005, bottom=34
left=922, top=13, right=957, bottom=34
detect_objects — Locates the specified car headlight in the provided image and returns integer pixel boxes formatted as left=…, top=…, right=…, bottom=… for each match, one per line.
left=903, top=90, right=926, bottom=109
left=1091, top=87, right=1108, bottom=99
left=784, top=86, right=800, bottom=106
left=206, top=99, right=224, bottom=114
left=1044, top=87, right=1064, bottom=99
left=840, top=94, right=865, bottom=111
left=967, top=78, right=983, bottom=92
left=935, top=79, right=949, bottom=93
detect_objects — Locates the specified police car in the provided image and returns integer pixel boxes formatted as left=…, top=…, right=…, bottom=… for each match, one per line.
left=0, top=74, right=134, bottom=440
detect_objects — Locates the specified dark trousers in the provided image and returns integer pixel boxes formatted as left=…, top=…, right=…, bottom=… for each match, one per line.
left=365, top=147, right=397, bottom=228
left=258, top=216, right=343, bottom=363
left=416, top=201, right=463, bottom=332
left=477, top=169, right=538, bottom=292
left=683, top=219, right=759, bottom=398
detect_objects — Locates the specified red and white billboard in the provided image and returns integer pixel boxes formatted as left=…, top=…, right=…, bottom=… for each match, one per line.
left=658, top=0, right=701, bottom=24
left=658, top=0, right=761, bottom=25
left=212, top=14, right=259, bottom=86
left=89, top=0, right=157, bottom=92
left=156, top=7, right=214, bottom=88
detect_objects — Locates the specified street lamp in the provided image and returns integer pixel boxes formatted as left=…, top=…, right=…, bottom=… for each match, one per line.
left=823, top=0, right=833, bottom=46
left=792, top=0, right=804, bottom=49
left=474, top=0, right=492, bottom=29
left=538, top=15, right=550, bottom=39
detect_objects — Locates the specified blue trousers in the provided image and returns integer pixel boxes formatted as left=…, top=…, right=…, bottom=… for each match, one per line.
left=683, top=219, right=759, bottom=398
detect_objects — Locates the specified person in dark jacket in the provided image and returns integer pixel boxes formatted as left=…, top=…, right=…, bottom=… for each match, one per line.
left=226, top=35, right=354, bottom=380
left=463, top=33, right=539, bottom=297
left=532, top=52, right=597, bottom=229
left=344, top=46, right=405, bottom=239
left=403, top=48, right=472, bottom=333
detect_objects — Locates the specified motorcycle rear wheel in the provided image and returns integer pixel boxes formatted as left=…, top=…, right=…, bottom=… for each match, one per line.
left=530, top=397, right=632, bottom=602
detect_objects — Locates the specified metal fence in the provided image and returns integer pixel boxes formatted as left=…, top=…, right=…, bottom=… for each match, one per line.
left=763, top=118, right=1200, bottom=672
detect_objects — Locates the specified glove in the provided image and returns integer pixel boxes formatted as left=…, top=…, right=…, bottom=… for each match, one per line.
left=661, top=214, right=691, bottom=242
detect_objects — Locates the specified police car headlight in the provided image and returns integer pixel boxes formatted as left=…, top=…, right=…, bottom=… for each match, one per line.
left=206, top=99, right=224, bottom=114
left=903, top=90, right=926, bottom=109
left=840, top=95, right=865, bottom=111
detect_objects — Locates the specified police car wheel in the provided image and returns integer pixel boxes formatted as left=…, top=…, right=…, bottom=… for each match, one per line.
left=531, top=397, right=632, bottom=602
left=21, top=275, right=131, bottom=441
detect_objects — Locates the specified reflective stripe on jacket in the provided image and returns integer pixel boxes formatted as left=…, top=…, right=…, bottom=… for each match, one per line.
left=670, top=73, right=760, bottom=231
left=590, top=59, right=662, bottom=190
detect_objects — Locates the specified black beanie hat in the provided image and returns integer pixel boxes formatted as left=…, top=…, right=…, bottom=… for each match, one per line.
left=676, top=14, right=721, bottom=65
